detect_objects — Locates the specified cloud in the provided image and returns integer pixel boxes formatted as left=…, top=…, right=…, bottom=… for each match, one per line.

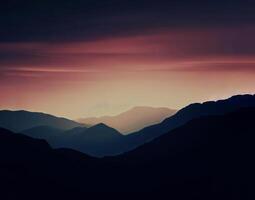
left=1, top=26, right=255, bottom=74
left=1, top=0, right=255, bottom=42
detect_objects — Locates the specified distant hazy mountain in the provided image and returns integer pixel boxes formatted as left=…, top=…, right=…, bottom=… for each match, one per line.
left=0, top=110, right=84, bottom=132
left=78, top=106, right=176, bottom=134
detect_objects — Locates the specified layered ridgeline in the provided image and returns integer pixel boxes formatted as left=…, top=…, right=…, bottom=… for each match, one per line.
left=0, top=127, right=95, bottom=200
left=1, top=107, right=255, bottom=199
left=22, top=123, right=123, bottom=157
left=63, top=123, right=124, bottom=156
left=121, top=94, right=255, bottom=153
left=78, top=106, right=176, bottom=134
left=21, top=126, right=65, bottom=146
left=2, top=94, right=255, bottom=157
left=112, top=107, right=255, bottom=199
left=0, top=110, right=84, bottom=132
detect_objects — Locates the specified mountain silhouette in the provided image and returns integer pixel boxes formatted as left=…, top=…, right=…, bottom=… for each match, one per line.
left=1, top=107, right=255, bottom=199
left=106, top=107, right=255, bottom=199
left=120, top=94, right=255, bottom=154
left=76, top=123, right=123, bottom=138
left=63, top=126, right=88, bottom=134
left=14, top=94, right=255, bottom=157
left=21, top=125, right=89, bottom=147
left=20, top=123, right=123, bottom=157
left=63, top=123, right=124, bottom=157
left=0, top=110, right=84, bottom=132
left=78, top=106, right=176, bottom=134
left=21, top=126, right=63, bottom=146
left=0, top=127, right=96, bottom=199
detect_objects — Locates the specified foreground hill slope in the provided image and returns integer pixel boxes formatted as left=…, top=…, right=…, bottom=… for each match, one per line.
left=0, top=128, right=97, bottom=199
left=1, top=107, right=255, bottom=199
left=110, top=107, right=255, bottom=199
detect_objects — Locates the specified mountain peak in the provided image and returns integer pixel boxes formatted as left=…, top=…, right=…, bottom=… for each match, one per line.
left=78, top=106, right=176, bottom=134
left=86, top=123, right=121, bottom=134
left=95, top=123, right=109, bottom=127
left=93, top=123, right=109, bottom=128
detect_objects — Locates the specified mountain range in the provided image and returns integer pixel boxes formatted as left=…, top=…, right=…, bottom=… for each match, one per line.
left=78, top=106, right=176, bottom=134
left=21, top=123, right=123, bottom=157
left=121, top=94, right=255, bottom=153
left=59, top=123, right=124, bottom=156
left=1, top=94, right=255, bottom=157
left=1, top=106, right=255, bottom=199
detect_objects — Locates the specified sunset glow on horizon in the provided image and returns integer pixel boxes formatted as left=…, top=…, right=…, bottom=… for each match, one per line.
left=1, top=1, right=255, bottom=119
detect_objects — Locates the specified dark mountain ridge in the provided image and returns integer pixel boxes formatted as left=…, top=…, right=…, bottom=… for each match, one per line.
left=21, top=126, right=63, bottom=146
left=16, top=94, right=255, bottom=157
left=0, top=110, right=84, bottom=132
left=21, top=123, right=123, bottom=157
left=1, top=107, right=255, bottom=199
left=61, top=123, right=124, bottom=157
left=121, top=94, right=255, bottom=153
left=103, top=107, right=255, bottom=199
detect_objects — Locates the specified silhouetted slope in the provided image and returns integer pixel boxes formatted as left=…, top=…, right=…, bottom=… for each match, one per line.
left=21, top=126, right=88, bottom=150
left=0, top=110, right=84, bottom=132
left=77, top=123, right=123, bottom=138
left=0, top=127, right=51, bottom=153
left=1, top=107, right=255, bottom=199
left=124, top=107, right=255, bottom=160
left=20, top=123, right=123, bottom=157
left=122, top=94, right=255, bottom=153
left=17, top=95, right=255, bottom=157
left=21, top=126, right=63, bottom=146
left=63, top=126, right=87, bottom=134
left=78, top=106, right=176, bottom=134
left=0, top=128, right=97, bottom=199
left=65, top=123, right=124, bottom=157
left=0, top=127, right=65, bottom=199
left=109, top=108, right=255, bottom=199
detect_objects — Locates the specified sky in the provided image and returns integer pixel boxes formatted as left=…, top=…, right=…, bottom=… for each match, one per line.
left=1, top=0, right=255, bottom=119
